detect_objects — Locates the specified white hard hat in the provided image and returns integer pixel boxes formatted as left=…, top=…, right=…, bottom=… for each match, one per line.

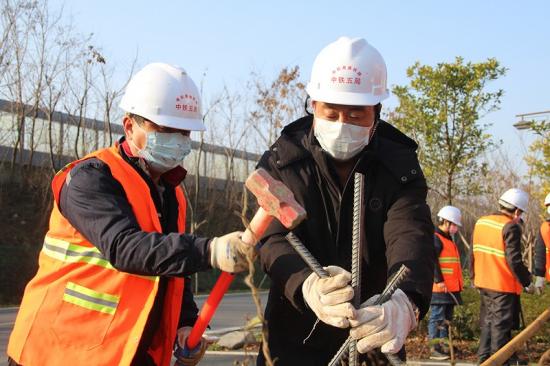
left=120, top=62, right=205, bottom=131
left=437, top=205, right=462, bottom=227
left=499, top=188, right=529, bottom=212
left=545, top=193, right=550, bottom=206
left=306, top=36, right=389, bottom=106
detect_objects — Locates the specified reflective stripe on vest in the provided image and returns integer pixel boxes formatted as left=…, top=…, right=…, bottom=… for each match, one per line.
left=64, top=282, right=119, bottom=315
left=43, top=236, right=115, bottom=269
left=7, top=145, right=185, bottom=366
left=472, top=214, right=522, bottom=294
left=433, top=232, right=463, bottom=293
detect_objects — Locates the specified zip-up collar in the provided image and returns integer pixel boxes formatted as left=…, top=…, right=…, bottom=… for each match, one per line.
left=270, top=115, right=423, bottom=186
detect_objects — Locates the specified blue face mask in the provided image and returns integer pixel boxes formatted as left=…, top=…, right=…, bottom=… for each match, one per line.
left=136, top=131, right=192, bottom=173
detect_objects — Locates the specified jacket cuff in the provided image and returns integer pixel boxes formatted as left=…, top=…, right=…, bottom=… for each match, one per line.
left=285, top=267, right=313, bottom=311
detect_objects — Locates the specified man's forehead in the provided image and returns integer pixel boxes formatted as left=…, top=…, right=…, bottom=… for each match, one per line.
left=316, top=101, right=372, bottom=110
left=139, top=119, right=190, bottom=134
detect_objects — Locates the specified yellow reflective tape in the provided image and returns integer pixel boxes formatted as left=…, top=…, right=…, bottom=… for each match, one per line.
left=476, top=219, right=506, bottom=231
left=441, top=268, right=454, bottom=274
left=43, top=237, right=115, bottom=270
left=439, top=257, right=460, bottom=263
left=42, top=236, right=158, bottom=281
left=63, top=293, right=116, bottom=315
left=66, top=282, right=119, bottom=303
left=473, top=244, right=505, bottom=258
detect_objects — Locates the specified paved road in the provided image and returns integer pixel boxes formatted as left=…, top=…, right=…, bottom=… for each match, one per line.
left=1, top=291, right=267, bottom=365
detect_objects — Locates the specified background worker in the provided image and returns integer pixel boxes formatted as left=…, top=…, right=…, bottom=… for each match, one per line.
left=428, top=205, right=464, bottom=360
left=7, top=63, right=252, bottom=366
left=533, top=193, right=550, bottom=294
left=255, top=36, right=434, bottom=365
left=471, top=188, right=533, bottom=365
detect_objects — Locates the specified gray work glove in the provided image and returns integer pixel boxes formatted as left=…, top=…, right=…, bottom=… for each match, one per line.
left=301, top=265, right=356, bottom=328
left=209, top=231, right=252, bottom=273
left=534, top=276, right=545, bottom=295
left=174, top=326, right=208, bottom=366
left=523, top=283, right=535, bottom=294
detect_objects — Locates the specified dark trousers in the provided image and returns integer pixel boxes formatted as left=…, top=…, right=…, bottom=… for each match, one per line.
left=478, top=289, right=521, bottom=364
left=428, top=304, right=454, bottom=340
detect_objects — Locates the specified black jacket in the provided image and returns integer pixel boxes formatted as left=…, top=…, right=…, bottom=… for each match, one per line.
left=470, top=212, right=532, bottom=288
left=533, top=219, right=549, bottom=277
left=58, top=139, right=210, bottom=364
left=431, top=228, right=462, bottom=305
left=256, top=116, right=434, bottom=365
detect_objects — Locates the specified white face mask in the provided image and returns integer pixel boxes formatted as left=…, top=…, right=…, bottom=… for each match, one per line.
left=133, top=131, right=192, bottom=173
left=547, top=206, right=550, bottom=215
left=449, top=224, right=459, bottom=235
left=313, top=117, right=371, bottom=160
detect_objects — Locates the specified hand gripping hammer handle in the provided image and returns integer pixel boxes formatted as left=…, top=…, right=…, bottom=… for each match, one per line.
left=185, top=168, right=306, bottom=352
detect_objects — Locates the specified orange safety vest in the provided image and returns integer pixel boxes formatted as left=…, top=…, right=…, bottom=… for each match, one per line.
left=8, top=145, right=186, bottom=366
left=541, top=221, right=550, bottom=281
left=432, top=232, right=463, bottom=293
left=472, top=214, right=522, bottom=294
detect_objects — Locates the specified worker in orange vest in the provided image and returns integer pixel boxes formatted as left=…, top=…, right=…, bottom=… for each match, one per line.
left=471, top=188, right=533, bottom=365
left=533, top=193, right=550, bottom=294
left=428, top=205, right=463, bottom=360
left=7, top=63, right=253, bottom=366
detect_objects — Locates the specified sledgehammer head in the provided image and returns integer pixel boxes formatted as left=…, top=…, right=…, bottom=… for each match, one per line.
left=245, top=168, right=306, bottom=229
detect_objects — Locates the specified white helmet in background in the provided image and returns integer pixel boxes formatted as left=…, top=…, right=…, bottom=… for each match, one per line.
left=499, top=188, right=529, bottom=212
left=437, top=205, right=462, bottom=227
left=120, top=62, right=205, bottom=131
left=306, top=36, right=389, bottom=106
left=545, top=193, right=550, bottom=206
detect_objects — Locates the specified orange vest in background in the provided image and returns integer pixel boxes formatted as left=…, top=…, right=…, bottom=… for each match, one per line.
left=541, top=221, right=550, bottom=281
left=8, top=145, right=186, bottom=366
left=433, top=232, right=463, bottom=293
left=472, top=214, right=522, bottom=294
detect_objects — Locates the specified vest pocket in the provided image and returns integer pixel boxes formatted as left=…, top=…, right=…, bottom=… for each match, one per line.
left=51, top=282, right=119, bottom=350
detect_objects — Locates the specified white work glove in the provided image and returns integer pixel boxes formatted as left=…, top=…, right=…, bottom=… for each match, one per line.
left=301, top=265, right=356, bottom=328
left=174, top=326, right=208, bottom=366
left=534, top=276, right=545, bottom=295
left=349, top=289, right=417, bottom=354
left=435, top=282, right=448, bottom=293
left=523, top=282, right=535, bottom=294
left=209, top=231, right=253, bottom=273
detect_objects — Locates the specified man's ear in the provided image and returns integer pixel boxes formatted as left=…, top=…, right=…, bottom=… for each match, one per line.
left=123, top=115, right=134, bottom=140
left=311, top=100, right=317, bottom=113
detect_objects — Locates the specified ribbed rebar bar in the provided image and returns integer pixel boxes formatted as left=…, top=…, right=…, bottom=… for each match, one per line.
left=328, top=265, right=411, bottom=366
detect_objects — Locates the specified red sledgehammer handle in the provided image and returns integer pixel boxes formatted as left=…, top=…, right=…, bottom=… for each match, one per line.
left=186, top=209, right=272, bottom=349
left=186, top=271, right=235, bottom=348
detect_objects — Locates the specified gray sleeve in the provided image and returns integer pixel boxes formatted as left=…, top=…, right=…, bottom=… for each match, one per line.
left=59, top=159, right=211, bottom=277
left=533, top=227, right=547, bottom=277
left=503, top=222, right=531, bottom=287
left=383, top=182, right=435, bottom=317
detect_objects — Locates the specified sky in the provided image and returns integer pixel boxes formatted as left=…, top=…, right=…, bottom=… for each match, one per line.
left=51, top=0, right=549, bottom=171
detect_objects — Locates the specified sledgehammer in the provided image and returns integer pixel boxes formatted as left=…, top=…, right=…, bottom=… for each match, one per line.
left=184, top=168, right=306, bottom=351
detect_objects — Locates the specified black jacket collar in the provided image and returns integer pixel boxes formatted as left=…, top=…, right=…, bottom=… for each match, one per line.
left=270, top=115, right=423, bottom=184
left=435, top=227, right=452, bottom=240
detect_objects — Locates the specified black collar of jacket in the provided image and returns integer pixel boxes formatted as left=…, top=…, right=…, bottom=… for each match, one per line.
left=435, top=227, right=452, bottom=240
left=269, top=115, right=423, bottom=184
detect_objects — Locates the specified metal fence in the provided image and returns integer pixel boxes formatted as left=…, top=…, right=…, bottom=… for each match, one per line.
left=0, top=99, right=263, bottom=187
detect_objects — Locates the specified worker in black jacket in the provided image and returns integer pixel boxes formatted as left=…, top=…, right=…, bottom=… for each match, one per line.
left=255, top=36, right=434, bottom=366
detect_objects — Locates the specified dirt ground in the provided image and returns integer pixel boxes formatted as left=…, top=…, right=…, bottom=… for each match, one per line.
left=405, top=333, right=549, bottom=364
